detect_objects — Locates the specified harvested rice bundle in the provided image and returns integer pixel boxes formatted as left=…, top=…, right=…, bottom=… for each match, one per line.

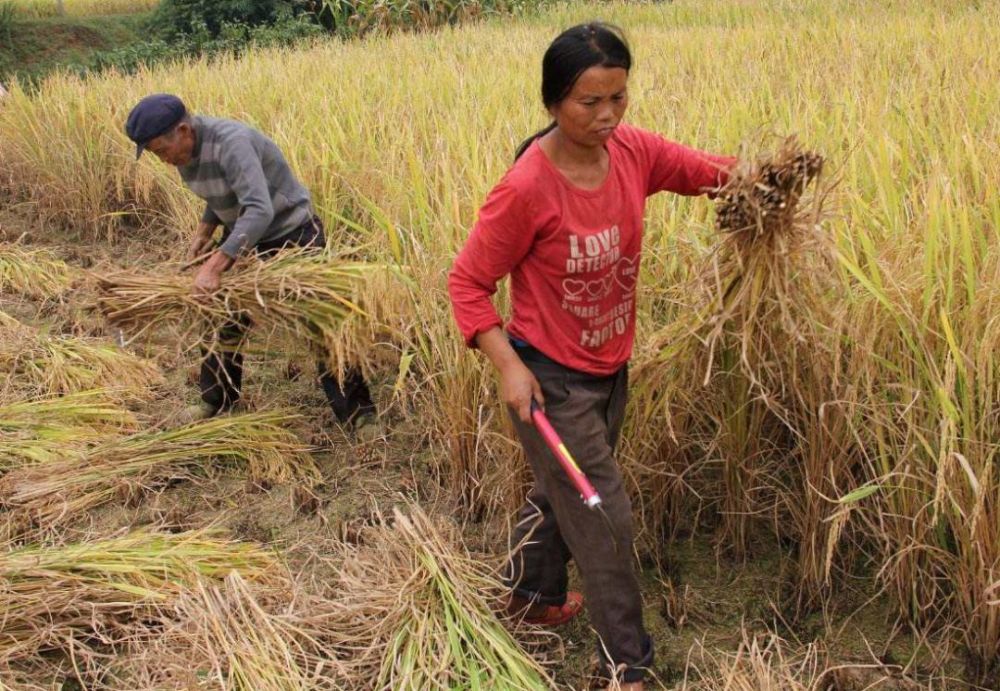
left=690, top=136, right=830, bottom=392
left=0, top=244, right=74, bottom=299
left=95, top=249, right=374, bottom=363
left=0, top=314, right=163, bottom=400
left=0, top=528, right=275, bottom=665
left=0, top=390, right=136, bottom=473
left=715, top=138, right=823, bottom=241
left=127, top=572, right=346, bottom=690
left=321, top=506, right=556, bottom=690
left=0, top=390, right=136, bottom=439
left=0, top=411, right=319, bottom=533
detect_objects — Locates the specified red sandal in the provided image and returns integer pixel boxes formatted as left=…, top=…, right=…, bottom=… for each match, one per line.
left=511, top=591, right=584, bottom=627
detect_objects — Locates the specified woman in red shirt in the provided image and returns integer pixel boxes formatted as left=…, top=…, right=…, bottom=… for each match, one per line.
left=449, top=23, right=734, bottom=689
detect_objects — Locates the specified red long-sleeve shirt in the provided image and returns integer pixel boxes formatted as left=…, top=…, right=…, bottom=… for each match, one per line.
left=448, top=123, right=734, bottom=376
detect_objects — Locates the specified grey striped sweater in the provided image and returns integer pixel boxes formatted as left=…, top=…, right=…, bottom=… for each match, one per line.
left=177, top=116, right=313, bottom=258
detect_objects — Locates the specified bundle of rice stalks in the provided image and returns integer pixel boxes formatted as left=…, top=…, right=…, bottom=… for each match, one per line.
left=631, top=138, right=854, bottom=592
left=0, top=314, right=163, bottom=400
left=0, top=244, right=75, bottom=300
left=0, top=411, right=319, bottom=533
left=125, top=572, right=346, bottom=690
left=319, top=506, right=556, bottom=690
left=0, top=391, right=136, bottom=475
left=0, top=528, right=276, bottom=665
left=95, top=249, right=377, bottom=370
left=715, top=140, right=824, bottom=239
left=0, top=390, right=135, bottom=436
left=704, top=137, right=829, bottom=380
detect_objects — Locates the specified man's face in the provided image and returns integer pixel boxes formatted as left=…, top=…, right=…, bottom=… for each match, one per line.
left=146, top=122, right=196, bottom=166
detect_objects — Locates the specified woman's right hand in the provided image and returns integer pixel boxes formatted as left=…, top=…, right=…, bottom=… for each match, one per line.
left=499, top=359, right=544, bottom=424
left=474, top=327, right=545, bottom=424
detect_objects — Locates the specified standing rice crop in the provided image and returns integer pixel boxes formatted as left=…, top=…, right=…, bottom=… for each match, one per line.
left=0, top=410, right=319, bottom=533
left=318, top=505, right=556, bottom=690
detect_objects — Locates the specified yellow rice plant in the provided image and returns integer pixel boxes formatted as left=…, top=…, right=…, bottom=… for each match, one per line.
left=0, top=528, right=276, bottom=666
left=839, top=223, right=1000, bottom=680
left=0, top=244, right=74, bottom=300
left=0, top=410, right=319, bottom=534
left=0, top=313, right=163, bottom=400
left=316, top=505, right=556, bottom=690
left=0, top=389, right=135, bottom=436
left=3, top=0, right=1000, bottom=678
left=95, top=249, right=379, bottom=373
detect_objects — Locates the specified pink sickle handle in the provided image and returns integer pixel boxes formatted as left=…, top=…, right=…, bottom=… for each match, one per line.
left=530, top=400, right=602, bottom=509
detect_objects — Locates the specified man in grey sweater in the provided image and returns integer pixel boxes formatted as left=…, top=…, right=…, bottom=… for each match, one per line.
left=125, top=93, right=376, bottom=433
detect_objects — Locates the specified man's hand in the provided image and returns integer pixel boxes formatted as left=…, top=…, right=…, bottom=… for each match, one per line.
left=192, top=251, right=233, bottom=298
left=188, top=221, right=218, bottom=262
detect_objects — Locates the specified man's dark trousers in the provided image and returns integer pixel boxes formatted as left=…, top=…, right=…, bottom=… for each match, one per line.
left=199, top=216, right=375, bottom=424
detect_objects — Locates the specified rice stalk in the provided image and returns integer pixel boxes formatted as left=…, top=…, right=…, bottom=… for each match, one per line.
left=0, top=410, right=319, bottom=533
left=124, top=572, right=347, bottom=690
left=95, top=249, right=379, bottom=372
left=633, top=139, right=858, bottom=610
left=0, top=391, right=137, bottom=477
left=0, top=528, right=276, bottom=665
left=0, top=313, right=163, bottom=400
left=0, top=390, right=135, bottom=435
left=317, top=505, right=556, bottom=690
left=0, top=244, right=74, bottom=300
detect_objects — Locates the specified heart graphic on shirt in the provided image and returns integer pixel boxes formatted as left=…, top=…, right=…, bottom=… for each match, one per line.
left=615, top=255, right=638, bottom=292
left=562, top=278, right=586, bottom=300
left=586, top=275, right=613, bottom=299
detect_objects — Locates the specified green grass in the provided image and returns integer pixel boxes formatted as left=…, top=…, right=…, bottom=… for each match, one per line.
left=0, top=12, right=150, bottom=84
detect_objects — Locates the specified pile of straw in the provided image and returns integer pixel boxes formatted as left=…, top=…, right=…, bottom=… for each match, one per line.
left=0, top=244, right=75, bottom=300
left=0, top=312, right=163, bottom=400
left=319, top=506, right=556, bottom=690
left=125, top=572, right=347, bottom=690
left=0, top=411, right=319, bottom=533
left=0, top=528, right=275, bottom=665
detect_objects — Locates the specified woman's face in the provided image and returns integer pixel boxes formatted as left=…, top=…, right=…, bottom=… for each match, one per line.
left=549, top=65, right=629, bottom=149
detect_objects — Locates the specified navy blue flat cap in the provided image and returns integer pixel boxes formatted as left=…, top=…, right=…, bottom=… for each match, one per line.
left=125, top=94, right=187, bottom=159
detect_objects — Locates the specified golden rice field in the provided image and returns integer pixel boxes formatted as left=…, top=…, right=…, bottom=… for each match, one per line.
left=11, top=0, right=158, bottom=18
left=3, top=0, right=1000, bottom=687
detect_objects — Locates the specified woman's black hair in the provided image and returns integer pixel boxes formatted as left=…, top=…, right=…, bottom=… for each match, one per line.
left=514, top=22, right=632, bottom=161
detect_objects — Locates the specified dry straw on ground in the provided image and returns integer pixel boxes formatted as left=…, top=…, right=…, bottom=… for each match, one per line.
left=0, top=410, right=319, bottom=534
left=0, top=528, right=275, bottom=666
left=317, top=505, right=557, bottom=690
left=0, top=312, right=163, bottom=401
left=123, top=572, right=349, bottom=690
left=0, top=244, right=74, bottom=300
